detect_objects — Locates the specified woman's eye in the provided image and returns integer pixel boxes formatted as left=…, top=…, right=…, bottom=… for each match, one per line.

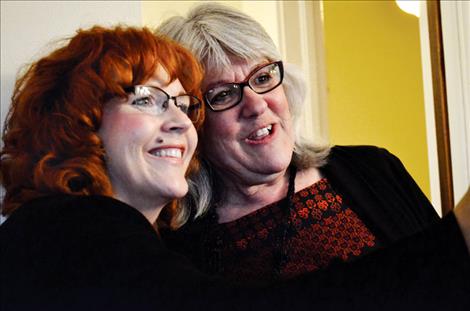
left=254, top=73, right=272, bottom=85
left=212, top=89, right=233, bottom=103
left=132, top=96, right=154, bottom=106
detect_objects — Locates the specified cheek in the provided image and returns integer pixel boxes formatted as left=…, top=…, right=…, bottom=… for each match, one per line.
left=203, top=112, right=237, bottom=142
left=101, top=112, right=153, bottom=149
left=267, top=88, right=290, bottom=117
left=119, top=116, right=150, bottom=137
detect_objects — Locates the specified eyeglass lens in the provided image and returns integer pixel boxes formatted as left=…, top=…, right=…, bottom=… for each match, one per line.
left=131, top=86, right=201, bottom=122
left=204, top=61, right=283, bottom=111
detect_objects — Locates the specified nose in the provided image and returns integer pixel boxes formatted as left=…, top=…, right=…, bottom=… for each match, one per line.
left=240, top=87, right=268, bottom=118
left=161, top=102, right=192, bottom=133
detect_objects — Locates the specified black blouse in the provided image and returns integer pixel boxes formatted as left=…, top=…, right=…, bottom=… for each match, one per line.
left=174, top=178, right=380, bottom=282
left=1, top=194, right=469, bottom=310
left=164, top=145, right=440, bottom=283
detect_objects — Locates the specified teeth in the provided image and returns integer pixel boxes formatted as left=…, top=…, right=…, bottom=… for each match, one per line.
left=151, top=148, right=182, bottom=158
left=255, top=128, right=269, bottom=137
left=249, top=125, right=272, bottom=140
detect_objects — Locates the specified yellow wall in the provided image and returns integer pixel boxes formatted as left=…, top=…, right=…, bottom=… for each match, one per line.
left=323, top=0, right=431, bottom=197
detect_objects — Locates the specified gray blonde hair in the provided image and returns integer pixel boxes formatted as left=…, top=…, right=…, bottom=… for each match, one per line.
left=157, top=3, right=330, bottom=224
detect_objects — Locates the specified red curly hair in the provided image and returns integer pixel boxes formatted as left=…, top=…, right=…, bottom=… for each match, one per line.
left=1, top=26, right=204, bottom=226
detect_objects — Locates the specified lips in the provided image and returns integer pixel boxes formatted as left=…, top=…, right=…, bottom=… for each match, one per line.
left=247, top=124, right=273, bottom=141
left=148, top=147, right=184, bottom=158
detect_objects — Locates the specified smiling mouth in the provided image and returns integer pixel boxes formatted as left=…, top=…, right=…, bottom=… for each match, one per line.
left=149, top=148, right=183, bottom=158
left=247, top=124, right=273, bottom=141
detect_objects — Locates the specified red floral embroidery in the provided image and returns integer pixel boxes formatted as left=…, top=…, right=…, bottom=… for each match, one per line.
left=257, top=228, right=269, bottom=239
left=298, top=208, right=309, bottom=219
left=210, top=178, right=378, bottom=282
left=318, top=200, right=329, bottom=211
left=336, top=195, right=343, bottom=203
left=330, top=202, right=341, bottom=212
left=235, top=239, right=248, bottom=250
left=311, top=209, right=322, bottom=220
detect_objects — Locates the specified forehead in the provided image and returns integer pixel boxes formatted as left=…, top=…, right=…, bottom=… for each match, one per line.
left=144, top=65, right=184, bottom=93
left=146, top=65, right=171, bottom=85
left=203, top=58, right=266, bottom=90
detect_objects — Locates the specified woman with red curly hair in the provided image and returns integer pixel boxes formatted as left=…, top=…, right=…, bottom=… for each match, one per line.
left=0, top=25, right=207, bottom=308
left=1, top=25, right=470, bottom=311
left=0, top=25, right=203, bottom=228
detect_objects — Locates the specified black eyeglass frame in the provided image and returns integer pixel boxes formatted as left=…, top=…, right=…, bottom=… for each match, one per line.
left=124, top=85, right=202, bottom=121
left=204, top=60, right=284, bottom=112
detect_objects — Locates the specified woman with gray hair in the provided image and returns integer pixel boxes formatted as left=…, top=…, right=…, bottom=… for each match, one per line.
left=158, top=3, right=439, bottom=283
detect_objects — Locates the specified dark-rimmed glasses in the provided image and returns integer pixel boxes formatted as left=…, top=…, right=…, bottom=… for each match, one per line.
left=204, top=61, right=284, bottom=112
left=124, top=85, right=202, bottom=122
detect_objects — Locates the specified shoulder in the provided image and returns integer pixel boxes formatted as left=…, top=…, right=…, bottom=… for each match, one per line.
left=322, top=144, right=419, bottom=194
left=7, top=194, right=143, bottom=217
left=0, top=195, right=200, bottom=309
left=10, top=193, right=137, bottom=214
left=328, top=145, right=395, bottom=161
left=0, top=194, right=155, bottom=241
left=326, top=145, right=403, bottom=171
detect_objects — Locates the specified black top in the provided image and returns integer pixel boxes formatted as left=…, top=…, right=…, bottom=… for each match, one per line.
left=1, top=193, right=469, bottom=311
left=170, top=178, right=380, bottom=282
left=163, top=145, right=440, bottom=280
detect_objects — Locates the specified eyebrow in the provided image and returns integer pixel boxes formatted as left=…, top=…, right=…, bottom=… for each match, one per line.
left=142, top=84, right=187, bottom=97
left=204, top=79, right=231, bottom=91
left=204, top=61, right=271, bottom=91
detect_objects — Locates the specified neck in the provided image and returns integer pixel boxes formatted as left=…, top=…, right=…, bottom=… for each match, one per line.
left=215, top=166, right=322, bottom=224
left=139, top=205, right=164, bottom=225
left=216, top=169, right=291, bottom=223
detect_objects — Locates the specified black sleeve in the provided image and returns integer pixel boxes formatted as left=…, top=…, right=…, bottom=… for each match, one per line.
left=323, top=145, right=440, bottom=242
left=1, top=195, right=469, bottom=311
left=376, top=146, right=439, bottom=223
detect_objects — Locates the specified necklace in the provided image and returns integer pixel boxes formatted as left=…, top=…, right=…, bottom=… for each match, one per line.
left=202, top=165, right=297, bottom=278
left=275, top=165, right=297, bottom=275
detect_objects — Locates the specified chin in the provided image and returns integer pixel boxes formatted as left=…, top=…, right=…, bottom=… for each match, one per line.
left=167, top=182, right=189, bottom=199
left=265, top=154, right=293, bottom=170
